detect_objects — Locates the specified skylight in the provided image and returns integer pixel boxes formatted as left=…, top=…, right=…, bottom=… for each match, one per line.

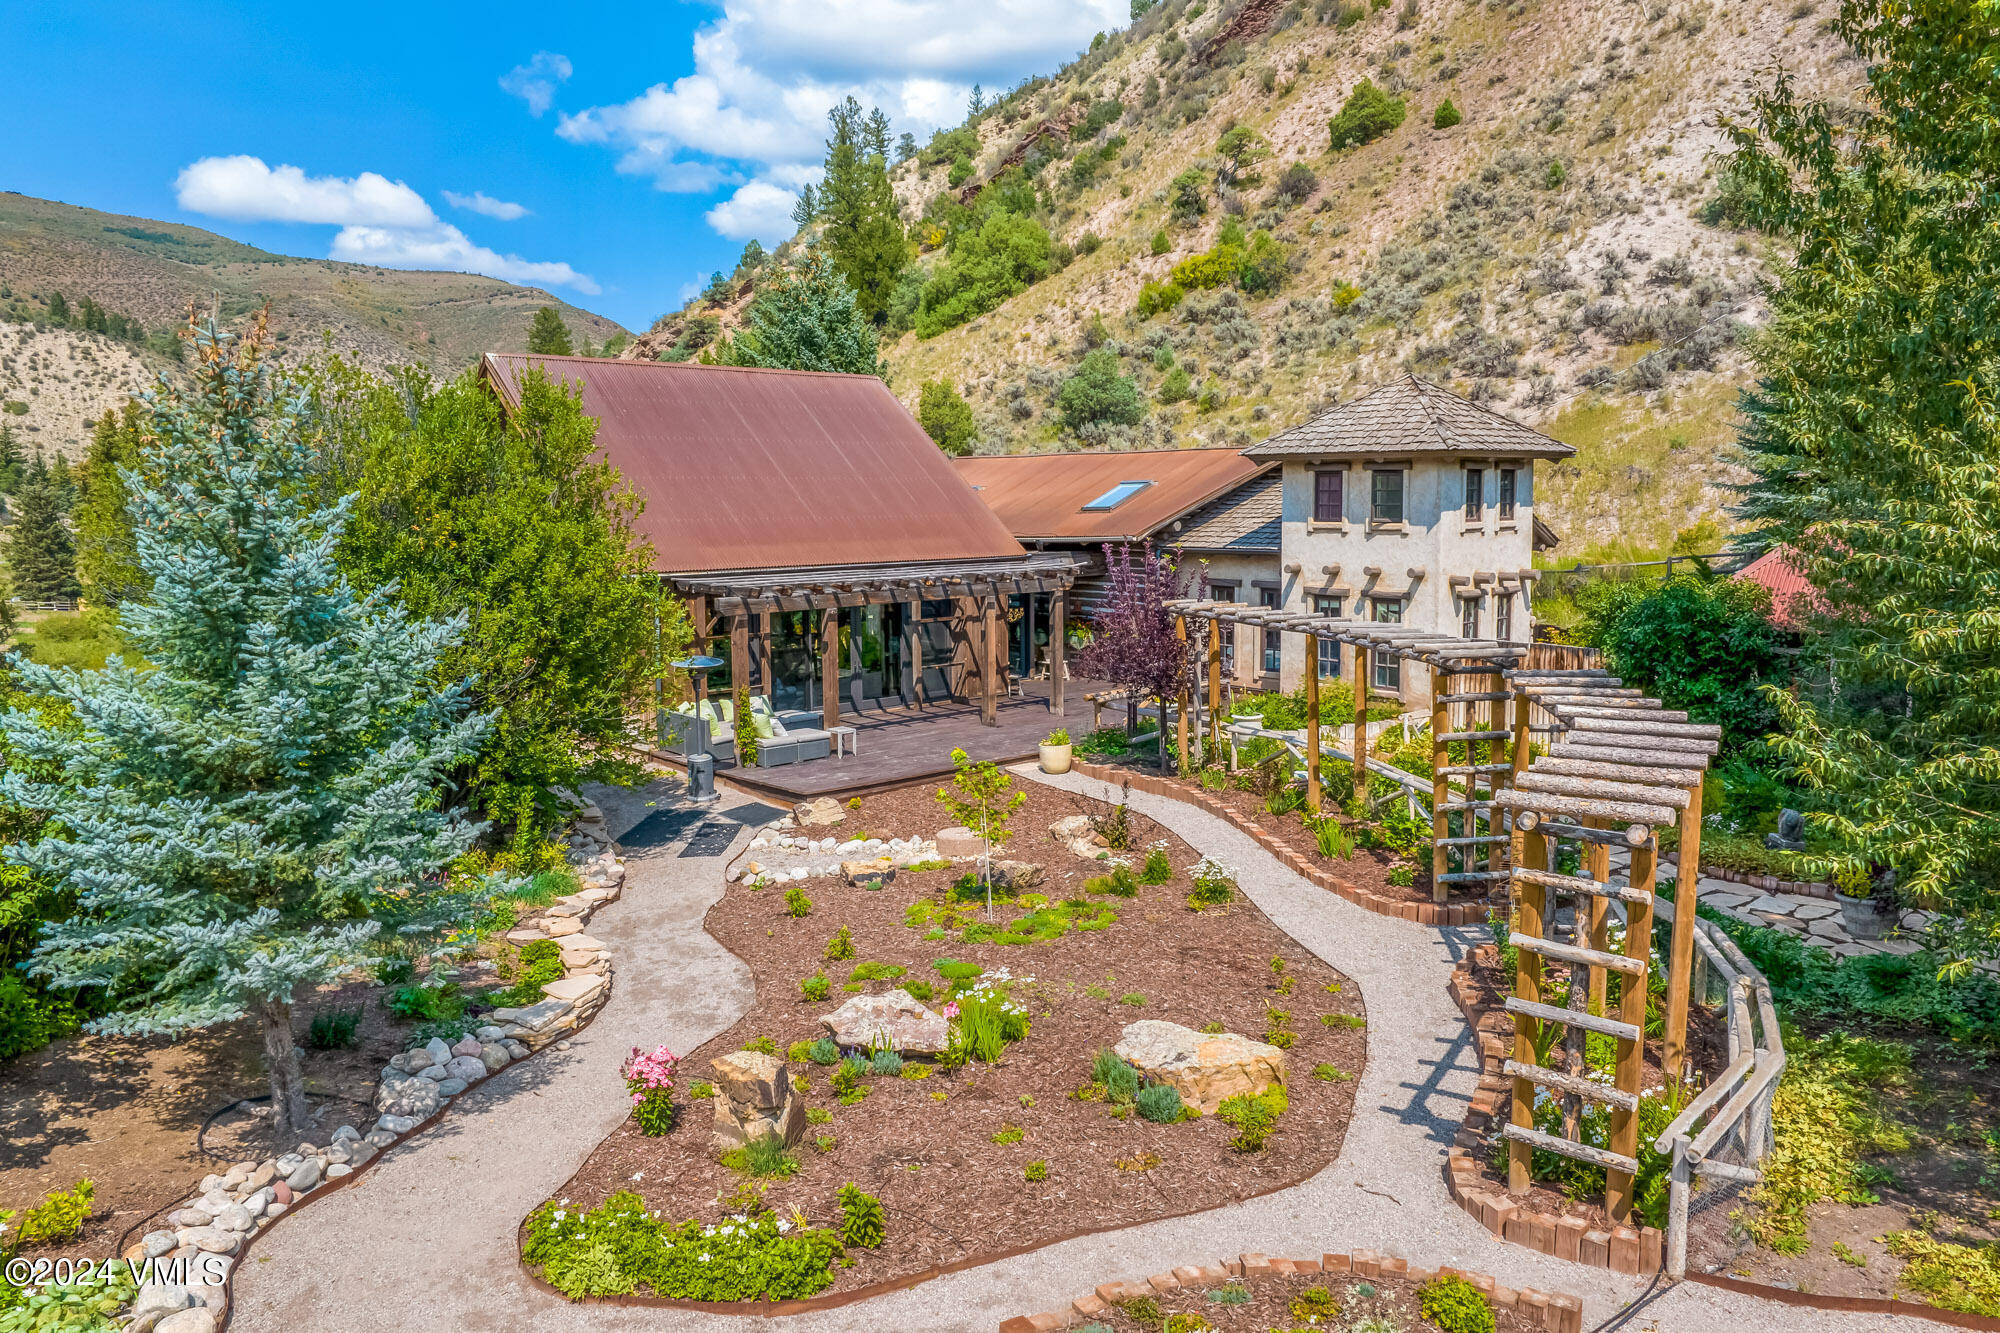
left=1082, top=480, right=1153, bottom=511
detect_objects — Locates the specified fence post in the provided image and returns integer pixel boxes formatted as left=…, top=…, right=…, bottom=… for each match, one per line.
left=1430, top=665, right=1449, bottom=904
left=1667, top=1137, right=1692, bottom=1279
left=1352, top=645, right=1371, bottom=810
left=1305, top=644, right=1322, bottom=814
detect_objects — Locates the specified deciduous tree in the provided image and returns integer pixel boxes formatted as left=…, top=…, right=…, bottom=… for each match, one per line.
left=917, top=380, right=977, bottom=455
left=1075, top=542, right=1204, bottom=770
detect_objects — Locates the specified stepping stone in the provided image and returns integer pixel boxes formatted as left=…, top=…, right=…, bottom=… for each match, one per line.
left=559, top=933, right=604, bottom=953
left=540, top=973, right=606, bottom=1004
left=1791, top=901, right=1838, bottom=920
left=541, top=917, right=583, bottom=938
left=1807, top=917, right=1847, bottom=940
left=504, top=928, right=546, bottom=944
left=1741, top=894, right=1795, bottom=915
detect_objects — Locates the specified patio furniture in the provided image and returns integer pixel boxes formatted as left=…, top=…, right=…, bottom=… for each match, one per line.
left=828, top=725, right=857, bottom=759
left=748, top=710, right=832, bottom=767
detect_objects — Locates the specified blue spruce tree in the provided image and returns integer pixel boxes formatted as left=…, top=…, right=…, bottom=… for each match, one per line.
left=1, top=318, right=505, bottom=1136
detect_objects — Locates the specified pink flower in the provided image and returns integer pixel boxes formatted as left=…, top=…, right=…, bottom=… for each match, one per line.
left=941, top=1002, right=959, bottom=1019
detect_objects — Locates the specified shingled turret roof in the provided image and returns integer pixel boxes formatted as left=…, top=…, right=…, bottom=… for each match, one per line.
left=1242, top=374, right=1576, bottom=461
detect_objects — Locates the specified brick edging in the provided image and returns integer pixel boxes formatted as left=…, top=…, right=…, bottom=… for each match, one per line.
left=998, top=1249, right=1584, bottom=1333
left=1445, top=944, right=1665, bottom=1276
left=1660, top=851, right=1829, bottom=899
left=1068, top=760, right=1488, bottom=927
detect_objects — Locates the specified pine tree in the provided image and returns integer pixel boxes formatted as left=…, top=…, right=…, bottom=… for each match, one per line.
left=791, top=182, right=818, bottom=229
left=5, top=480, right=79, bottom=602
left=75, top=404, right=148, bottom=606
left=818, top=96, right=909, bottom=324
left=1727, top=0, right=2000, bottom=963
left=968, top=84, right=986, bottom=119
left=0, top=425, right=25, bottom=495
left=527, top=305, right=574, bottom=355
left=730, top=247, right=885, bottom=377
left=1, top=317, right=505, bottom=1136
left=45, top=292, right=69, bottom=325
left=896, top=132, right=918, bottom=164
left=47, top=455, right=75, bottom=511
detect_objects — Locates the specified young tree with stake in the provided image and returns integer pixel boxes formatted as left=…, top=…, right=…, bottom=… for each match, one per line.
left=935, top=748, right=1025, bottom=918
left=0, top=316, right=507, bottom=1137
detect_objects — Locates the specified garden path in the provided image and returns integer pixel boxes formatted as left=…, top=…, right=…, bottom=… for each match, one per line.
left=1605, top=848, right=1931, bottom=960
left=221, top=772, right=1929, bottom=1333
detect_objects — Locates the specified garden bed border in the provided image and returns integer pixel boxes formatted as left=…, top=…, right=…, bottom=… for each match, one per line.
left=1660, top=851, right=1829, bottom=899
left=1069, top=760, right=1488, bottom=927
left=1444, top=944, right=1668, bottom=1276
left=995, top=1249, right=1586, bottom=1333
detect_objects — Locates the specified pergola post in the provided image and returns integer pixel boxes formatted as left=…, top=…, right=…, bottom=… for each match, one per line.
left=1607, top=836, right=1660, bottom=1222
left=1050, top=589, right=1067, bottom=716
left=1304, top=639, right=1322, bottom=813
left=1175, top=614, right=1191, bottom=773
left=1430, top=665, right=1450, bottom=903
left=819, top=607, right=840, bottom=731
left=730, top=613, right=750, bottom=701
left=981, top=594, right=999, bottom=727
left=1352, top=644, right=1371, bottom=809
left=1206, top=617, right=1222, bottom=756
left=1488, top=669, right=1509, bottom=877
left=1585, top=820, right=1610, bottom=1014
left=1510, top=823, right=1547, bottom=1193
left=1664, top=783, right=1704, bottom=1081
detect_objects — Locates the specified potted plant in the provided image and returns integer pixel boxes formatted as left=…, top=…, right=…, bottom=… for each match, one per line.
left=1040, top=727, right=1073, bottom=774
left=1834, top=861, right=1890, bottom=940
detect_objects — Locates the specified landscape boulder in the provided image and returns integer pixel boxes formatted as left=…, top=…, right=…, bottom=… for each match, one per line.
left=934, top=826, right=984, bottom=859
left=820, top=989, right=949, bottom=1054
left=1114, top=1020, right=1287, bottom=1115
left=709, top=1050, right=806, bottom=1152
left=989, top=860, right=1045, bottom=892
left=794, top=797, right=846, bottom=827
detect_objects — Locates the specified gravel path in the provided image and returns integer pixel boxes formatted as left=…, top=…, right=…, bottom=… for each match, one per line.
left=224, top=771, right=1932, bottom=1333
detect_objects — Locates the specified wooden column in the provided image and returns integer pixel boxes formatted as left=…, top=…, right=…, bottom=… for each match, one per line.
left=820, top=607, right=840, bottom=731
left=1206, top=617, right=1222, bottom=756
left=1585, top=820, right=1611, bottom=1014
left=1664, top=783, right=1704, bottom=1081
left=1430, top=665, right=1450, bottom=904
left=1050, top=589, right=1067, bottom=716
left=956, top=595, right=979, bottom=702
left=1175, top=614, right=1191, bottom=773
left=1352, top=645, right=1371, bottom=809
left=1510, top=822, right=1548, bottom=1193
left=981, top=595, right=999, bottom=727
left=903, top=604, right=922, bottom=707
left=1607, top=835, right=1660, bottom=1221
left=729, top=613, right=750, bottom=702
left=1488, top=669, right=1509, bottom=876
left=1304, top=639, right=1322, bottom=813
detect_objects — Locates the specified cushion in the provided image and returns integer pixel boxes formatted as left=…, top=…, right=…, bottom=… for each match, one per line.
left=716, top=698, right=736, bottom=725
left=752, top=712, right=777, bottom=740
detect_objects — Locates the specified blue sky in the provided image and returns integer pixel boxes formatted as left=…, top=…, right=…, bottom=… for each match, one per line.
left=0, top=0, right=1128, bottom=331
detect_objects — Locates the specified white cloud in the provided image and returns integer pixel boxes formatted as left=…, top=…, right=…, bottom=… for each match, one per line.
left=174, top=155, right=435, bottom=227
left=501, top=51, right=574, bottom=117
left=331, top=223, right=599, bottom=294
left=442, top=189, right=530, bottom=221
left=556, top=0, right=1125, bottom=239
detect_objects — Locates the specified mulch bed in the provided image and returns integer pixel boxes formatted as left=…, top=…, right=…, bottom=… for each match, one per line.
left=1085, top=1264, right=1544, bottom=1332
left=551, top=779, right=1367, bottom=1298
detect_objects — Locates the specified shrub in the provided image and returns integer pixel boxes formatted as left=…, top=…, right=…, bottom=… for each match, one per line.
left=522, top=1192, right=842, bottom=1301
left=5, top=1178, right=93, bottom=1247
left=915, top=211, right=1057, bottom=338
left=801, top=972, right=831, bottom=1001
left=1024, top=1159, right=1048, bottom=1181
left=902, top=978, right=934, bottom=1003
left=1170, top=168, right=1207, bottom=221
left=917, top=380, right=977, bottom=456
left=1137, top=280, right=1187, bottom=317
left=848, top=961, right=906, bottom=982
left=823, top=925, right=855, bottom=961
left=1386, top=864, right=1416, bottom=887
left=1084, top=864, right=1140, bottom=897
left=786, top=886, right=812, bottom=917
left=1273, top=162, right=1318, bottom=206
left=1151, top=229, right=1171, bottom=255
left=741, top=1036, right=777, bottom=1055
left=305, top=1005, right=363, bottom=1050
left=808, top=1037, right=840, bottom=1065
left=1313, top=1062, right=1353, bottom=1082
left=934, top=959, right=984, bottom=983
left=870, top=1048, right=904, bottom=1076
left=1216, top=1086, right=1287, bottom=1151
left=1140, top=846, right=1174, bottom=883
left=1328, top=80, right=1406, bottom=150
left=1433, top=97, right=1462, bottom=129
left=1057, top=348, right=1147, bottom=433
left=1187, top=855, right=1236, bottom=909
left=1420, top=1274, right=1496, bottom=1333
left=387, top=980, right=465, bottom=1023
left=1094, top=1048, right=1140, bottom=1103
left=1136, top=1082, right=1185, bottom=1123
left=1171, top=246, right=1241, bottom=291
left=1291, top=1286, right=1341, bottom=1322
left=837, top=1183, right=885, bottom=1247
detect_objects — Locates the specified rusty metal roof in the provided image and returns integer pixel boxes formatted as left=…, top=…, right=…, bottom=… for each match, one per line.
left=953, top=448, right=1268, bottom=542
left=1243, top=374, right=1577, bottom=461
left=482, top=354, right=1026, bottom=576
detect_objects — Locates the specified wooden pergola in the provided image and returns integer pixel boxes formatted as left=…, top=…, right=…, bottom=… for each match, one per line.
left=1166, top=600, right=1711, bottom=1226
left=674, top=554, right=1079, bottom=730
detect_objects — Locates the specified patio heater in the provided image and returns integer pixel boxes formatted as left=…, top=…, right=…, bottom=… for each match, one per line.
left=670, top=654, right=726, bottom=803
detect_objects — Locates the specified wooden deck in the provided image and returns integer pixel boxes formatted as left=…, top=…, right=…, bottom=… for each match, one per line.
left=695, top=679, right=1107, bottom=803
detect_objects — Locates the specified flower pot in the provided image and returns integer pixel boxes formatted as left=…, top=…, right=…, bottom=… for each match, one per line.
left=1233, top=712, right=1264, bottom=730
left=1839, top=893, right=1890, bottom=940
left=1039, top=742, right=1073, bottom=774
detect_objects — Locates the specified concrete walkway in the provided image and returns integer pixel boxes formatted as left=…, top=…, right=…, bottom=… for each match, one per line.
left=224, top=772, right=1931, bottom=1333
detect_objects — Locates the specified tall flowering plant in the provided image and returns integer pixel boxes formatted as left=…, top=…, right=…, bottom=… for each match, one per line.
left=621, top=1044, right=681, bottom=1136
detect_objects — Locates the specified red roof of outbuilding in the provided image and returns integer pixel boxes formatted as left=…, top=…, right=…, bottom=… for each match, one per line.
left=953, top=448, right=1267, bottom=542
left=1734, top=546, right=1818, bottom=631
left=482, top=354, right=1026, bottom=577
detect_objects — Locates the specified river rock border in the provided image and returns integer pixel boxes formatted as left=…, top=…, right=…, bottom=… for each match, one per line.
left=1069, top=760, right=1487, bottom=927
left=117, top=805, right=628, bottom=1333
left=997, top=1249, right=1585, bottom=1333
left=1443, top=944, right=1666, bottom=1276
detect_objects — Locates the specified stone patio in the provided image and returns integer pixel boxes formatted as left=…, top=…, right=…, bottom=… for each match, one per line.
left=1606, top=848, right=1934, bottom=960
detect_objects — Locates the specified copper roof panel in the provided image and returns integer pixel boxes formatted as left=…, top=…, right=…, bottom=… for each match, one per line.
left=483, top=354, right=1026, bottom=575
left=953, top=448, right=1267, bottom=541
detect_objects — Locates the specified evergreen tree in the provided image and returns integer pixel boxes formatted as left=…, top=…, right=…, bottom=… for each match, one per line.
left=5, top=480, right=79, bottom=602
left=864, top=107, right=892, bottom=161
left=47, top=455, right=76, bottom=511
left=75, top=404, right=148, bottom=606
left=896, top=132, right=918, bottom=164
left=526, top=305, right=574, bottom=355
left=0, top=425, right=25, bottom=495
left=25, top=448, right=48, bottom=491
left=1, top=318, right=504, bottom=1136
left=917, top=380, right=977, bottom=455
left=968, top=84, right=986, bottom=118
left=730, top=247, right=885, bottom=377
left=45, top=292, right=69, bottom=326
left=791, top=182, right=819, bottom=229
left=1726, top=0, right=2000, bottom=962
left=818, top=97, right=909, bottom=324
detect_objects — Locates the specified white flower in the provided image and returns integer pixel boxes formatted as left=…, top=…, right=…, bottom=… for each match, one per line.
left=631, top=1171, right=644, bottom=1181
left=777, top=1218, right=792, bottom=1233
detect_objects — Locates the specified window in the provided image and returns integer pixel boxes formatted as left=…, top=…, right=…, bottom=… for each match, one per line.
left=1211, top=583, right=1237, bottom=672
left=1312, top=595, right=1343, bottom=678
left=1082, top=480, right=1152, bottom=511
left=1370, top=469, right=1404, bottom=524
left=1464, top=467, right=1484, bottom=521
left=1496, top=594, right=1513, bottom=642
left=1499, top=468, right=1517, bottom=521
left=1259, top=587, right=1281, bottom=672
left=1461, top=595, right=1480, bottom=639
left=1370, top=598, right=1402, bottom=691
left=1313, top=469, right=1344, bottom=523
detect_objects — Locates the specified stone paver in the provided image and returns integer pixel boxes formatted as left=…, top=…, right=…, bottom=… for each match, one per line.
left=224, top=771, right=1933, bottom=1333
left=1608, top=848, right=1932, bottom=961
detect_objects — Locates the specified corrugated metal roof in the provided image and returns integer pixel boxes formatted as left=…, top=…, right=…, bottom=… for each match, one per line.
left=1243, top=374, right=1577, bottom=461
left=953, top=448, right=1267, bottom=541
left=482, top=354, right=1026, bottom=576
left=1733, top=546, right=1818, bottom=631
left=1173, top=471, right=1282, bottom=552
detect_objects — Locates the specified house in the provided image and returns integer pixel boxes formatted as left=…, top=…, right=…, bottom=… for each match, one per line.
left=1241, top=374, right=1575, bottom=703
left=1733, top=546, right=1818, bottom=631
left=954, top=448, right=1283, bottom=685
left=481, top=354, right=1077, bottom=735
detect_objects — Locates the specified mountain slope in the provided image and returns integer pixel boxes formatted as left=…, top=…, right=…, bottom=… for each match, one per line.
left=867, top=0, right=1855, bottom=554
left=0, top=192, right=626, bottom=457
